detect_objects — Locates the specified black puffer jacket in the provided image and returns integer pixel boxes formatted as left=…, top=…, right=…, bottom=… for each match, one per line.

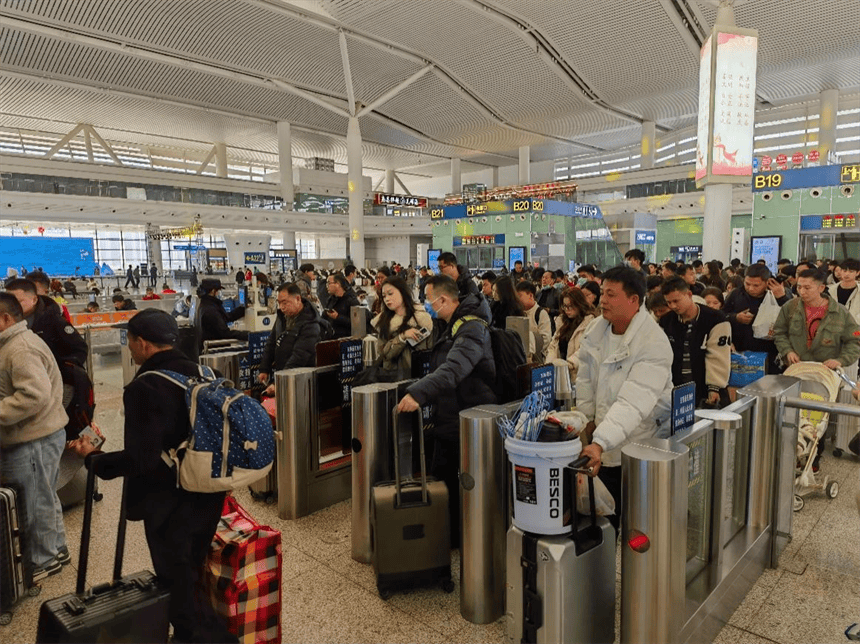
left=407, top=294, right=497, bottom=440
left=26, top=295, right=88, bottom=368
left=259, top=299, right=321, bottom=374
left=327, top=289, right=360, bottom=338
left=196, top=293, right=248, bottom=350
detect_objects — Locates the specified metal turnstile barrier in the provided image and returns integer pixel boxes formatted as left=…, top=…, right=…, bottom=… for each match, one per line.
left=275, top=366, right=353, bottom=520
left=621, top=376, right=805, bottom=644
left=621, top=438, right=689, bottom=644
left=350, top=381, right=406, bottom=563
left=458, top=403, right=517, bottom=624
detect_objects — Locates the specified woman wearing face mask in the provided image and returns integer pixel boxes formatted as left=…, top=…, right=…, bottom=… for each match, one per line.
left=372, top=276, right=432, bottom=374
left=545, top=287, right=597, bottom=380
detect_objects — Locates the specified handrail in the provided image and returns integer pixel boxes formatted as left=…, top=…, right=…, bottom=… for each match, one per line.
left=782, top=395, right=860, bottom=418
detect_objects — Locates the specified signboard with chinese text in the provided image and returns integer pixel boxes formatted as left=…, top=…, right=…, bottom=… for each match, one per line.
left=696, top=28, right=759, bottom=187
left=373, top=193, right=428, bottom=208
left=671, top=382, right=696, bottom=436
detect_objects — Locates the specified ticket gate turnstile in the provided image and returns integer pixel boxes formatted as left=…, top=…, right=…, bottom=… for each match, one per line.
left=350, top=381, right=406, bottom=563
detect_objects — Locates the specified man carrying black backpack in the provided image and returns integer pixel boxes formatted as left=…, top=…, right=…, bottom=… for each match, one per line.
left=396, top=275, right=496, bottom=546
left=69, top=309, right=237, bottom=644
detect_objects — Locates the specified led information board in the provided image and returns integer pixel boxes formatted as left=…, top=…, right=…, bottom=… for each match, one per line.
left=750, top=236, right=782, bottom=273
left=0, top=237, right=95, bottom=275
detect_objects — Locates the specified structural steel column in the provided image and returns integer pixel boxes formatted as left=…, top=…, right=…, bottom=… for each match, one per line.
left=214, top=142, right=228, bottom=178
left=641, top=121, right=656, bottom=169
left=277, top=121, right=295, bottom=209
left=818, top=89, right=839, bottom=163
left=282, top=231, right=296, bottom=249
left=347, top=117, right=366, bottom=267
left=384, top=169, right=395, bottom=194
left=518, top=146, right=530, bottom=184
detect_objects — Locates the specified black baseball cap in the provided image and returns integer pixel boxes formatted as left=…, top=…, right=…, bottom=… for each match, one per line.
left=200, top=278, right=223, bottom=292
left=124, top=309, right=179, bottom=345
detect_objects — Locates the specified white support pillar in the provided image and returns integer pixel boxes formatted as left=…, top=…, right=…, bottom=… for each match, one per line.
left=144, top=223, right=164, bottom=276
left=819, top=89, right=839, bottom=163
left=277, top=121, right=295, bottom=209
left=215, top=142, right=228, bottom=178
left=451, top=158, right=461, bottom=195
left=282, top=231, right=296, bottom=249
left=347, top=117, right=365, bottom=267
left=702, top=184, right=733, bottom=263
left=519, top=146, right=530, bottom=184
left=385, top=169, right=395, bottom=194
left=641, top=121, right=656, bottom=169
left=492, top=166, right=500, bottom=188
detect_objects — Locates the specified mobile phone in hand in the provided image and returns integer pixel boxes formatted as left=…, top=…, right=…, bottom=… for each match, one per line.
left=406, top=326, right=431, bottom=346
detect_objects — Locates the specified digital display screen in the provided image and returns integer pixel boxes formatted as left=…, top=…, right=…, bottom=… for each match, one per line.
left=0, top=237, right=95, bottom=276
left=750, top=236, right=782, bottom=274
left=238, top=288, right=247, bottom=306
left=427, top=249, right=441, bottom=274
left=508, top=246, right=526, bottom=270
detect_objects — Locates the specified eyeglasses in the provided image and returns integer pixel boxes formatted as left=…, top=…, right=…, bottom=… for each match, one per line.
left=561, top=304, right=577, bottom=311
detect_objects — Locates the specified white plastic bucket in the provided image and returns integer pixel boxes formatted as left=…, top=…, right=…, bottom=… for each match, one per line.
left=505, top=436, right=582, bottom=535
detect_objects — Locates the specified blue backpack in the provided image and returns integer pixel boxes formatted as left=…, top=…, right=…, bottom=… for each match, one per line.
left=147, top=366, right=275, bottom=493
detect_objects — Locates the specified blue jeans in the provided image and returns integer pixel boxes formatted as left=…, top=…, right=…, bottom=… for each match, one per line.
left=1, top=429, right=67, bottom=568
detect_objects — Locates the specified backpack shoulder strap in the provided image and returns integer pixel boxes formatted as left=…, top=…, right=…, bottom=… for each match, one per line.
left=141, top=369, right=191, bottom=389
left=451, top=314, right=487, bottom=336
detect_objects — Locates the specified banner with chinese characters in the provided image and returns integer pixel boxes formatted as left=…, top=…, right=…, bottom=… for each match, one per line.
left=695, top=27, right=758, bottom=187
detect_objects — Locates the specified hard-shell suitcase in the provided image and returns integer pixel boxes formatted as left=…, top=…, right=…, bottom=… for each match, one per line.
left=36, top=462, right=170, bottom=643
left=0, top=485, right=40, bottom=626
left=370, top=408, right=454, bottom=599
left=505, top=457, right=616, bottom=644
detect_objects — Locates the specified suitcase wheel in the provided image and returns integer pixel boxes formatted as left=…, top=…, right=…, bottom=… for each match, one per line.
left=833, top=448, right=843, bottom=458
left=0, top=612, right=11, bottom=626
left=441, top=579, right=455, bottom=593
left=93, top=491, right=103, bottom=502
left=378, top=586, right=393, bottom=601
left=27, top=585, right=41, bottom=597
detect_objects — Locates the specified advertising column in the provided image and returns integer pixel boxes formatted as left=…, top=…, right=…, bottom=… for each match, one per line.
left=695, top=4, right=758, bottom=264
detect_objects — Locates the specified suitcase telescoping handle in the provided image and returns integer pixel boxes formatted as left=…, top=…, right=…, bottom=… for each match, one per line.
left=76, top=457, right=129, bottom=595
left=391, top=407, right=428, bottom=508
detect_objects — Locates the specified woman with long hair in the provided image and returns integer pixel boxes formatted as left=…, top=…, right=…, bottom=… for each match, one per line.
left=545, top=287, right=597, bottom=380
left=371, top=276, right=432, bottom=373
left=490, top=276, right=525, bottom=329
left=700, top=260, right=725, bottom=291
left=579, top=280, right=600, bottom=308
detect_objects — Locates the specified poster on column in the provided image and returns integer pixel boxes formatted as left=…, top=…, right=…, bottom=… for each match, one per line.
left=750, top=236, right=781, bottom=274
left=695, top=35, right=713, bottom=182
left=711, top=32, right=758, bottom=177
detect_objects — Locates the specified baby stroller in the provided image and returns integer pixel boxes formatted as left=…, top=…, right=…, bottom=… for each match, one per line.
left=783, top=362, right=841, bottom=511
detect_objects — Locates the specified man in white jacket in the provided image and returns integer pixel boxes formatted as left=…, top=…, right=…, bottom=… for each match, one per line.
left=577, top=266, right=674, bottom=530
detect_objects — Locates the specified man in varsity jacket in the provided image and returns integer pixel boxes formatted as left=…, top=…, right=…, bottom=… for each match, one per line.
left=659, top=277, right=732, bottom=408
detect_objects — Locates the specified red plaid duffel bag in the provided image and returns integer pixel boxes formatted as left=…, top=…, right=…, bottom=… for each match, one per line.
left=204, top=495, right=282, bottom=644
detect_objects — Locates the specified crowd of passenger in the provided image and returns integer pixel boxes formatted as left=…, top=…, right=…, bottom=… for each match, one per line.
left=4, top=250, right=860, bottom=642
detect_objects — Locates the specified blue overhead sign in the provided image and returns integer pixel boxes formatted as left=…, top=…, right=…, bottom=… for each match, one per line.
left=432, top=199, right=604, bottom=221
left=244, top=251, right=266, bottom=265
left=752, top=164, right=859, bottom=192
left=635, top=230, right=656, bottom=244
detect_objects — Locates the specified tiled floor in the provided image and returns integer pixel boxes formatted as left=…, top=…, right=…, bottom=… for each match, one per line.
left=2, top=357, right=858, bottom=644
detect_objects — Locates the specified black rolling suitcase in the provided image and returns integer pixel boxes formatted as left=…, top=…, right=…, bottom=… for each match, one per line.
left=0, top=485, right=40, bottom=626
left=36, top=461, right=170, bottom=643
left=370, top=408, right=454, bottom=599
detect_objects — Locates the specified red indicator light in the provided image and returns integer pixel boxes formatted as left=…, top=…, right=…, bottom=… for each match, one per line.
left=628, top=532, right=650, bottom=553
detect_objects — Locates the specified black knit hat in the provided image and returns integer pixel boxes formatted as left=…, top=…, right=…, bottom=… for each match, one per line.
left=125, top=309, right=179, bottom=345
